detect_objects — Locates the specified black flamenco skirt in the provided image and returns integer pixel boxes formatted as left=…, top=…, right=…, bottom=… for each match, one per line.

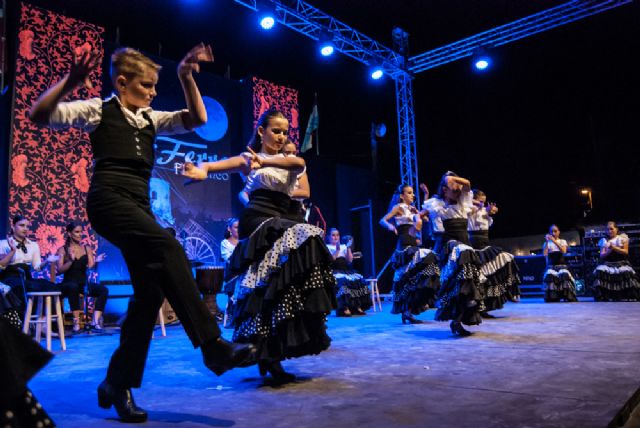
left=434, top=239, right=485, bottom=326
left=332, top=258, right=372, bottom=311
left=593, top=260, right=640, bottom=301
left=390, top=246, right=440, bottom=315
left=1, top=287, right=23, bottom=329
left=475, top=245, right=521, bottom=310
left=226, top=208, right=336, bottom=363
left=0, top=318, right=56, bottom=427
left=543, top=264, right=578, bottom=302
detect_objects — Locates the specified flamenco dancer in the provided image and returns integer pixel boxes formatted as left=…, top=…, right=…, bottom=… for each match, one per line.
left=380, top=184, right=440, bottom=324
left=29, top=44, right=255, bottom=422
left=542, top=225, right=578, bottom=302
left=467, top=190, right=521, bottom=312
left=593, top=221, right=640, bottom=301
left=325, top=228, right=372, bottom=317
left=429, top=172, right=485, bottom=336
left=184, top=108, right=336, bottom=385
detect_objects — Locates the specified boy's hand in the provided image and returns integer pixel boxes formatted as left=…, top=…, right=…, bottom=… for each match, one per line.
left=69, top=48, right=101, bottom=89
left=178, top=43, right=214, bottom=78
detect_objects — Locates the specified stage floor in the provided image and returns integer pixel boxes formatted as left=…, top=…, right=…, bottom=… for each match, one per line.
left=31, top=298, right=640, bottom=428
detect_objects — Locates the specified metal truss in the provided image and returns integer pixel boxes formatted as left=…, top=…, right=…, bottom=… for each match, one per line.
left=232, top=0, right=405, bottom=78
left=231, top=0, right=632, bottom=199
left=409, top=0, right=633, bottom=73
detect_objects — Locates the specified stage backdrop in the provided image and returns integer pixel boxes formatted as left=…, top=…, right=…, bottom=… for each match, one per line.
left=10, top=2, right=103, bottom=258
left=8, top=4, right=300, bottom=284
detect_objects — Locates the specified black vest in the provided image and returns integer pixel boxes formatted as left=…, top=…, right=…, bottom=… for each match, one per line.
left=89, top=98, right=156, bottom=168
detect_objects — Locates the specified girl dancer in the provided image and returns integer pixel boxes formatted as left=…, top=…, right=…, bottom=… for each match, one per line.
left=542, top=225, right=578, bottom=302
left=29, top=44, right=254, bottom=422
left=326, top=228, right=371, bottom=317
left=593, top=221, right=640, bottom=301
left=380, top=184, right=440, bottom=324
left=184, top=108, right=336, bottom=385
left=56, top=222, right=109, bottom=332
left=429, top=172, right=484, bottom=336
left=467, top=190, right=521, bottom=311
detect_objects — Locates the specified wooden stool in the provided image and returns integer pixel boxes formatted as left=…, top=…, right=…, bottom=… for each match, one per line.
left=23, top=291, right=67, bottom=351
left=365, top=279, right=383, bottom=312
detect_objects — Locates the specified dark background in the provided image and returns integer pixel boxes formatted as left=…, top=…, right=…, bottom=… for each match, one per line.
left=2, top=0, right=639, bottom=261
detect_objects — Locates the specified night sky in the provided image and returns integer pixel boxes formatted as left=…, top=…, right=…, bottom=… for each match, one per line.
left=3, top=0, right=639, bottom=237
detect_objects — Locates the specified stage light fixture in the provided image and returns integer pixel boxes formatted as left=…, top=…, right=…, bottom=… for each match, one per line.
left=369, top=62, right=384, bottom=80
left=318, top=31, right=335, bottom=57
left=472, top=46, right=492, bottom=72
left=257, top=1, right=276, bottom=30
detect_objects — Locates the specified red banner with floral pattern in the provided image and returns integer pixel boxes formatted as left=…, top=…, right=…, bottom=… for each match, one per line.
left=252, top=76, right=299, bottom=145
left=10, top=3, right=104, bottom=255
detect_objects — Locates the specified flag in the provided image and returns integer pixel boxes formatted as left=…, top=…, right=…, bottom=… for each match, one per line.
left=301, top=98, right=319, bottom=153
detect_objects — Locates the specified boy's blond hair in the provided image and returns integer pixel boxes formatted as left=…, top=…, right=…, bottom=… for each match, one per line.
left=110, top=47, right=161, bottom=87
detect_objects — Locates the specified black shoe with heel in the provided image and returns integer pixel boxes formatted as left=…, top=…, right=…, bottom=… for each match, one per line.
left=401, top=312, right=424, bottom=324
left=450, top=321, right=472, bottom=337
left=201, top=337, right=257, bottom=375
left=97, top=381, right=147, bottom=423
left=258, top=360, right=296, bottom=385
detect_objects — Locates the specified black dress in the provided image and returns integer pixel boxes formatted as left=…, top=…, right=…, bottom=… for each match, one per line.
left=226, top=187, right=336, bottom=363
left=390, top=224, right=441, bottom=315
left=61, top=253, right=109, bottom=312
left=593, top=235, right=640, bottom=301
left=543, top=247, right=578, bottom=302
left=329, top=247, right=372, bottom=312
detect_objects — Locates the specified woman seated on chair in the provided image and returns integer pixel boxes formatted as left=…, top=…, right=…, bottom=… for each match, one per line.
left=0, top=215, right=61, bottom=310
left=56, top=222, right=108, bottom=332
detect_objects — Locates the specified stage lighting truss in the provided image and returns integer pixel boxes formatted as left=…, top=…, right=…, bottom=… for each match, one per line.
left=232, top=0, right=632, bottom=205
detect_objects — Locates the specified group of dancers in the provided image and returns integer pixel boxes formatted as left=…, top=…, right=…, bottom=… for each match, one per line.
left=379, top=176, right=521, bottom=335
left=1, top=41, right=638, bottom=427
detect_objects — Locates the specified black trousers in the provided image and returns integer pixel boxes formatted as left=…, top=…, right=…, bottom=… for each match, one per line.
left=60, top=281, right=109, bottom=312
left=87, top=170, right=220, bottom=389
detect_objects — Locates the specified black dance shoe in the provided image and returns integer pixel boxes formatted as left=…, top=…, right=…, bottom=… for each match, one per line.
left=336, top=308, right=352, bottom=317
left=401, top=312, right=424, bottom=324
left=480, top=311, right=496, bottom=319
left=450, top=321, right=472, bottom=337
left=258, top=360, right=297, bottom=385
left=353, top=308, right=367, bottom=316
left=201, top=336, right=257, bottom=375
left=97, top=381, right=147, bottom=423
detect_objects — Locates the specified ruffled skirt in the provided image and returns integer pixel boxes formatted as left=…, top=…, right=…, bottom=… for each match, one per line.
left=593, top=261, right=640, bottom=301
left=333, top=267, right=372, bottom=312
left=390, top=247, right=440, bottom=315
left=543, top=265, right=578, bottom=302
left=225, top=218, right=336, bottom=362
left=435, top=241, right=484, bottom=326
left=475, top=246, right=521, bottom=309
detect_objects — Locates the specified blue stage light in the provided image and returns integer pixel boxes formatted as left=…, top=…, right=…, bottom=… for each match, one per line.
left=260, top=15, right=275, bottom=30
left=370, top=67, right=384, bottom=80
left=320, top=44, right=334, bottom=57
left=474, top=57, right=490, bottom=71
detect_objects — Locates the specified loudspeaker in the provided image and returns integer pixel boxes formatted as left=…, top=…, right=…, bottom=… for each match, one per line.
left=515, top=255, right=546, bottom=284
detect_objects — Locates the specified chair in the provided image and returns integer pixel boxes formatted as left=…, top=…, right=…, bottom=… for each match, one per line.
left=23, top=291, right=67, bottom=351
left=365, top=278, right=383, bottom=312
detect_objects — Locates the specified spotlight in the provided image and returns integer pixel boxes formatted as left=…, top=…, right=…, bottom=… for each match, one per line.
left=472, top=46, right=492, bottom=72
left=257, top=1, right=276, bottom=30
left=318, top=31, right=335, bottom=57
left=369, top=62, right=384, bottom=80
left=260, top=15, right=275, bottom=30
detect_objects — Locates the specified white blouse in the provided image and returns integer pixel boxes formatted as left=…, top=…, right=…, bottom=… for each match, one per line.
left=49, top=94, right=189, bottom=135
left=546, top=238, right=568, bottom=253
left=220, top=239, right=237, bottom=263
left=243, top=153, right=303, bottom=196
left=423, top=197, right=444, bottom=233
left=467, top=207, right=494, bottom=231
left=598, top=234, right=629, bottom=250
left=326, top=244, right=348, bottom=258
left=394, top=203, right=416, bottom=226
left=430, top=190, right=474, bottom=221
left=0, top=238, right=42, bottom=270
